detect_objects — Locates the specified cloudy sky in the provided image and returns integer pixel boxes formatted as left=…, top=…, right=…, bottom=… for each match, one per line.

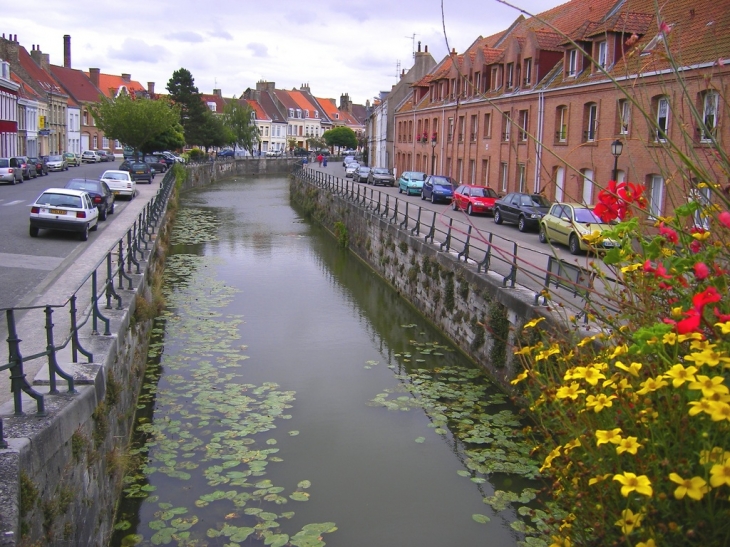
left=5, top=0, right=564, bottom=105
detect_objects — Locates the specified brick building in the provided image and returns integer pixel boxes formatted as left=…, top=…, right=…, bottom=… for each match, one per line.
left=393, top=0, right=730, bottom=219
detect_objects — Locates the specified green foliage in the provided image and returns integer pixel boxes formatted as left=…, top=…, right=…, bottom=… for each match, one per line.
left=444, top=273, right=455, bottom=312
left=222, top=100, right=260, bottom=153
left=187, top=148, right=207, bottom=162
left=166, top=68, right=209, bottom=147
left=323, top=126, right=357, bottom=149
left=196, top=110, right=228, bottom=152
left=333, top=221, right=349, bottom=248
left=19, top=471, right=38, bottom=516
left=90, top=94, right=180, bottom=156
left=141, top=121, right=185, bottom=154
left=486, top=304, right=508, bottom=366
left=92, top=402, right=109, bottom=448
left=71, top=429, right=88, bottom=463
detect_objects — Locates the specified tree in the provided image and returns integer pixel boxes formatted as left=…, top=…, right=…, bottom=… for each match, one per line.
left=323, top=126, right=357, bottom=150
left=222, top=99, right=260, bottom=154
left=196, top=110, right=228, bottom=153
left=90, top=94, right=180, bottom=157
left=141, top=121, right=185, bottom=154
left=166, top=68, right=208, bottom=146
left=287, top=137, right=297, bottom=151
left=306, top=136, right=328, bottom=151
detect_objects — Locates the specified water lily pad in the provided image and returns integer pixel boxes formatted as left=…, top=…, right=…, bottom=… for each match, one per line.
left=289, top=492, right=310, bottom=501
left=472, top=514, right=491, bottom=524
left=415, top=437, right=426, bottom=443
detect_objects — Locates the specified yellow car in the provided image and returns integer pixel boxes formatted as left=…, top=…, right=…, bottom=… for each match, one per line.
left=538, top=202, right=616, bottom=254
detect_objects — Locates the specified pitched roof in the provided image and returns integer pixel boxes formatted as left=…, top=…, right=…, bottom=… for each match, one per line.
left=243, top=99, right=269, bottom=121
left=257, top=90, right=286, bottom=123
left=18, top=46, right=66, bottom=97
left=287, top=89, right=320, bottom=114
left=50, top=65, right=102, bottom=104
left=89, top=72, right=146, bottom=98
left=11, top=72, right=41, bottom=101
left=273, top=89, right=299, bottom=110
left=200, top=93, right=226, bottom=113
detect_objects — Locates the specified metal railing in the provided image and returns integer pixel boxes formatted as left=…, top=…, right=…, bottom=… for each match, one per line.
left=293, top=165, right=621, bottom=320
left=0, top=169, right=176, bottom=448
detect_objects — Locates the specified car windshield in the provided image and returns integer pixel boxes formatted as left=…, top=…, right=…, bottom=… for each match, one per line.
left=132, top=163, right=147, bottom=169
left=359, top=167, right=370, bottom=172
left=473, top=187, right=497, bottom=198
left=574, top=208, right=604, bottom=223
left=372, top=168, right=389, bottom=175
left=430, top=176, right=452, bottom=186
left=49, top=155, right=63, bottom=161
left=410, top=172, right=426, bottom=181
left=67, top=181, right=100, bottom=192
left=37, top=193, right=83, bottom=208
left=523, top=195, right=551, bottom=207
left=103, top=172, right=128, bottom=180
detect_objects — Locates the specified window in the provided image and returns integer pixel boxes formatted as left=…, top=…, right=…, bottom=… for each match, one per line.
left=207, top=101, right=217, bottom=112
left=470, top=115, right=478, bottom=141
left=304, top=109, right=309, bottom=118
left=517, top=164, right=526, bottom=192
left=502, top=113, right=511, bottom=142
left=83, top=110, right=88, bottom=125
left=518, top=110, right=528, bottom=141
left=93, top=135, right=98, bottom=148
left=102, top=137, right=109, bottom=148
left=288, top=108, right=294, bottom=118
left=491, top=66, right=500, bottom=90
left=458, top=116, right=465, bottom=142
left=447, top=117, right=454, bottom=142
left=501, top=162, right=508, bottom=192
left=482, top=159, right=489, bottom=185
left=474, top=72, right=481, bottom=94
left=506, top=63, right=514, bottom=88
left=581, top=169, right=594, bottom=205
left=314, top=110, right=319, bottom=118
left=554, top=166, right=565, bottom=202
left=692, top=186, right=712, bottom=229
left=597, top=41, right=608, bottom=69
left=483, top=113, right=492, bottom=138
left=647, top=175, right=664, bottom=218
left=585, top=103, right=597, bottom=142
left=655, top=96, right=669, bottom=142
left=469, top=160, right=476, bottom=184
left=567, top=49, right=578, bottom=77
left=524, top=58, right=532, bottom=86
left=618, top=99, right=630, bottom=135
left=556, top=106, right=568, bottom=142
left=700, top=91, right=719, bottom=142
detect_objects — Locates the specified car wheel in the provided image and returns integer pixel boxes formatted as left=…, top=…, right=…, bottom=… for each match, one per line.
left=517, top=216, right=527, bottom=232
left=65, top=166, right=68, bottom=171
left=467, top=204, right=474, bottom=216
left=90, top=219, right=98, bottom=232
left=29, top=226, right=39, bottom=238
left=539, top=225, right=548, bottom=243
left=494, top=209, right=503, bottom=224
left=452, top=200, right=458, bottom=211
left=431, top=194, right=436, bottom=204
left=398, top=186, right=402, bottom=194
left=421, top=191, right=426, bottom=200
left=110, top=202, right=115, bottom=214
left=100, top=206, right=107, bottom=221
left=569, top=234, right=581, bottom=255
left=80, top=224, right=89, bottom=241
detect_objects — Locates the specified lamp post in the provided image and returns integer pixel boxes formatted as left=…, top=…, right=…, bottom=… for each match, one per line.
left=610, top=139, right=623, bottom=181
left=430, top=135, right=437, bottom=175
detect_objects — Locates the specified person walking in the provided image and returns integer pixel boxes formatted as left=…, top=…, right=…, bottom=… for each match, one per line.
left=317, top=154, right=323, bottom=167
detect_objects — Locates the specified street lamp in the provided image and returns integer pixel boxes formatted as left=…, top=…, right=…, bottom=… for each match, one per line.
left=430, top=134, right=437, bottom=175
left=611, top=139, right=623, bottom=181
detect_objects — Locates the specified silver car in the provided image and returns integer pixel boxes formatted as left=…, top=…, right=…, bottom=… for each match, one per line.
left=367, top=167, right=395, bottom=187
left=0, top=157, right=24, bottom=184
left=46, top=154, right=68, bottom=172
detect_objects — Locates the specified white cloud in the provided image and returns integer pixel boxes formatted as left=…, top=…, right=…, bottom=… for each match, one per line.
left=108, top=39, right=169, bottom=64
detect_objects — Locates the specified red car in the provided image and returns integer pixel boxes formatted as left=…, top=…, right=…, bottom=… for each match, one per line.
left=451, top=185, right=499, bottom=216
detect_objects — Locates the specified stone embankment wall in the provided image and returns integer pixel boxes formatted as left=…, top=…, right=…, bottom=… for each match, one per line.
left=0, top=194, right=175, bottom=546
left=183, top=158, right=301, bottom=191
left=289, top=171, right=556, bottom=389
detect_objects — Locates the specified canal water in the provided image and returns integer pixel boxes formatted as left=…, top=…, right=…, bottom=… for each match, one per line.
left=110, top=175, right=543, bottom=547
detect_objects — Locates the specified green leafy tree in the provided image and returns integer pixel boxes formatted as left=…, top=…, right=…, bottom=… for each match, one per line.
left=90, top=95, right=180, bottom=157
left=141, top=121, right=185, bottom=154
left=323, top=126, right=357, bottom=150
left=166, top=68, right=208, bottom=146
left=287, top=137, right=297, bottom=151
left=222, top=99, right=260, bottom=154
left=306, top=136, right=327, bottom=151
left=196, top=110, right=228, bottom=153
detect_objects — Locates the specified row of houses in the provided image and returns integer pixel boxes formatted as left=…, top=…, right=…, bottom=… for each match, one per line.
left=0, top=33, right=370, bottom=159
left=369, top=0, right=730, bottom=218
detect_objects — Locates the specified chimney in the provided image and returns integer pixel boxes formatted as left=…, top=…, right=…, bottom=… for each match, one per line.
left=418, top=41, right=421, bottom=52
left=425, top=45, right=428, bottom=53
left=89, top=68, right=100, bottom=88
left=30, top=45, right=42, bottom=66
left=40, top=53, right=50, bottom=72
left=147, top=81, right=155, bottom=96
left=0, top=34, right=19, bottom=62
left=213, top=88, right=222, bottom=97
left=63, top=35, right=71, bottom=68
left=121, top=73, right=131, bottom=82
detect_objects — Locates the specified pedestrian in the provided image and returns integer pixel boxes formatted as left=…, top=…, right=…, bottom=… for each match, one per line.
left=323, top=156, right=327, bottom=167
left=317, top=154, right=323, bottom=167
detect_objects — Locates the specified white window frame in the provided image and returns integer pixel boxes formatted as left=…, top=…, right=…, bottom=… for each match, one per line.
left=597, top=41, right=608, bottom=69
left=619, top=99, right=630, bottom=135
left=581, top=169, right=594, bottom=205
left=586, top=103, right=597, bottom=142
left=557, top=106, right=567, bottom=142
left=506, top=63, right=514, bottom=88
left=701, top=92, right=719, bottom=143
left=518, top=164, right=526, bottom=192
left=524, top=58, right=532, bottom=85
left=568, top=50, right=578, bottom=77
left=500, top=162, right=508, bottom=192
left=648, top=175, right=664, bottom=218
left=656, top=97, right=669, bottom=142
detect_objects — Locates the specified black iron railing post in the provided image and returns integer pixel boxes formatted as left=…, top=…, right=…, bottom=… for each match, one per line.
left=6, top=309, right=45, bottom=416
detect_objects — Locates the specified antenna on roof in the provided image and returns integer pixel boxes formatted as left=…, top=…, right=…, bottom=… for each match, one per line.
left=405, top=33, right=418, bottom=58
left=395, top=60, right=401, bottom=82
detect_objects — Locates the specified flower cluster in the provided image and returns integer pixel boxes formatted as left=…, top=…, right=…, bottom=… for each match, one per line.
left=513, top=195, right=730, bottom=546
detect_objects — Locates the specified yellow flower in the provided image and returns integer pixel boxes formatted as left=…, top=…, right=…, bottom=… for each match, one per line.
left=620, top=263, right=643, bottom=273
left=688, top=399, right=713, bottom=416
left=513, top=346, right=534, bottom=356
left=523, top=317, right=546, bottom=329
left=669, top=473, right=708, bottom=500
left=596, top=428, right=623, bottom=446
left=700, top=447, right=730, bottom=464
left=688, top=375, right=729, bottom=398
left=691, top=230, right=711, bottom=240
left=536, top=344, right=561, bottom=361
left=548, top=535, right=571, bottom=547
left=572, top=366, right=605, bottom=386
left=708, top=401, right=730, bottom=422
left=614, top=508, right=644, bottom=534
left=610, top=344, right=629, bottom=358
left=564, top=438, right=582, bottom=452
left=577, top=335, right=596, bottom=348
left=636, top=377, right=669, bottom=395
left=685, top=347, right=730, bottom=367
left=636, top=540, right=656, bottom=547
left=678, top=332, right=705, bottom=343
left=585, top=393, right=617, bottom=413
left=663, top=364, right=698, bottom=387
left=616, top=436, right=642, bottom=455
left=709, top=457, right=730, bottom=488
left=540, top=447, right=562, bottom=472
left=615, top=361, right=642, bottom=377
left=510, top=371, right=528, bottom=385
left=556, top=382, right=585, bottom=400
left=662, top=332, right=677, bottom=345
left=671, top=306, right=684, bottom=319
left=588, top=473, right=611, bottom=485
left=613, top=472, right=653, bottom=497
left=716, top=321, right=730, bottom=334
left=582, top=230, right=605, bottom=244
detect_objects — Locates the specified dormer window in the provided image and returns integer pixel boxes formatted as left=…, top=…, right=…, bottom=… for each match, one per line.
left=491, top=66, right=500, bottom=90
left=506, top=63, right=514, bottom=88
left=305, top=109, right=309, bottom=118
left=288, top=108, right=294, bottom=117
left=207, top=101, right=216, bottom=112
left=474, top=72, right=481, bottom=95
left=567, top=50, right=578, bottom=77
left=314, top=110, right=319, bottom=119
left=524, top=58, right=532, bottom=86
left=296, top=108, right=302, bottom=118
left=335, top=113, right=339, bottom=120
left=597, top=41, right=608, bottom=69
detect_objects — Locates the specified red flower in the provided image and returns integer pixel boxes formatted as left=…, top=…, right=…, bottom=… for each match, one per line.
left=659, top=223, right=679, bottom=244
left=693, top=286, right=721, bottom=310
left=677, top=310, right=702, bottom=334
left=719, top=211, right=730, bottom=229
left=713, top=307, right=730, bottom=322
left=593, top=181, right=646, bottom=222
left=694, top=262, right=710, bottom=280
left=690, top=240, right=702, bottom=253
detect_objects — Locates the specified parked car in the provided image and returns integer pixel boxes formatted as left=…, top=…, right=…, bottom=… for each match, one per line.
left=143, top=155, right=167, bottom=174
left=397, top=171, right=427, bottom=195
left=344, top=162, right=360, bottom=178
left=493, top=192, right=552, bottom=232
left=46, top=154, right=68, bottom=172
left=64, top=178, right=115, bottom=220
left=28, top=156, right=48, bottom=176
left=452, top=185, right=499, bottom=216
left=119, top=160, right=154, bottom=183
left=160, top=151, right=182, bottom=164
left=102, top=151, right=116, bottom=162
left=342, top=155, right=355, bottom=166
left=352, top=166, right=371, bottom=183
left=217, top=149, right=235, bottom=158
left=367, top=167, right=395, bottom=186
left=12, top=156, right=36, bottom=179
left=81, top=150, right=99, bottom=163
left=539, top=202, right=616, bottom=255
left=0, top=157, right=23, bottom=184
left=421, top=175, right=455, bottom=203
left=29, top=188, right=99, bottom=241
left=100, top=170, right=136, bottom=199
left=266, top=149, right=282, bottom=157
left=293, top=147, right=309, bottom=157
left=63, top=152, right=81, bottom=167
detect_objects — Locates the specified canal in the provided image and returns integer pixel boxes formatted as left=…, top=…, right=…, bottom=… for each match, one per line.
left=110, top=175, right=543, bottom=547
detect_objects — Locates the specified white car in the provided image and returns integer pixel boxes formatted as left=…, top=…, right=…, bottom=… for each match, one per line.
left=81, top=150, right=99, bottom=163
left=29, top=188, right=99, bottom=241
left=100, top=169, right=136, bottom=199
left=46, top=154, right=68, bottom=172
left=345, top=162, right=360, bottom=178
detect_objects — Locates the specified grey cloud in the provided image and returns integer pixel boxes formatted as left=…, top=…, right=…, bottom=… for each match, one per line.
left=165, top=31, right=204, bottom=43
left=209, top=29, right=234, bottom=40
left=284, top=10, right=317, bottom=25
left=108, top=39, right=168, bottom=63
left=246, top=43, right=269, bottom=58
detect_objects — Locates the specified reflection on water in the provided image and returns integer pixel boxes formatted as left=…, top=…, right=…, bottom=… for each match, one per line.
left=110, top=175, right=542, bottom=547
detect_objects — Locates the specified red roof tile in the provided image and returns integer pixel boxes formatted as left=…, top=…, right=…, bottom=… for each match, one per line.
left=51, top=65, right=102, bottom=104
